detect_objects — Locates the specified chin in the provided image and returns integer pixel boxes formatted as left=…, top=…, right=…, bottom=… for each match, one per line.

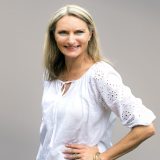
left=63, top=52, right=82, bottom=58
left=65, top=55, right=81, bottom=59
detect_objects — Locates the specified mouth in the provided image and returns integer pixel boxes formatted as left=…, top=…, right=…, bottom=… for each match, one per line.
left=64, top=45, right=81, bottom=49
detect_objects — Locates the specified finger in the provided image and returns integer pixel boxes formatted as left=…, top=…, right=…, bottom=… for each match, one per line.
left=63, top=148, right=81, bottom=154
left=64, top=153, right=81, bottom=160
left=65, top=144, right=86, bottom=149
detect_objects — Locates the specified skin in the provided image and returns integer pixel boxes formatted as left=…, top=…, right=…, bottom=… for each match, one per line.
left=54, top=15, right=156, bottom=160
left=63, top=124, right=155, bottom=160
left=54, top=15, right=93, bottom=79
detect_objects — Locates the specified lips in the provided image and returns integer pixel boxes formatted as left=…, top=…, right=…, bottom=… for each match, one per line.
left=64, top=45, right=80, bottom=48
left=64, top=45, right=80, bottom=51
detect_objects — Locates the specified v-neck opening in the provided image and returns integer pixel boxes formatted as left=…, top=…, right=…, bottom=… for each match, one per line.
left=61, top=81, right=72, bottom=96
left=55, top=61, right=99, bottom=96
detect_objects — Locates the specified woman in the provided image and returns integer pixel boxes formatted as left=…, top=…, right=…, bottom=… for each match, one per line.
left=36, top=5, right=156, bottom=160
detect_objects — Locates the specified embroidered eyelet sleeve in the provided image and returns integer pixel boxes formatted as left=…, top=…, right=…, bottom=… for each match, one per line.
left=91, top=62, right=156, bottom=128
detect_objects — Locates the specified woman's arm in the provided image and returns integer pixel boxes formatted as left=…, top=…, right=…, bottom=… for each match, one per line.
left=63, top=124, right=155, bottom=160
left=100, top=124, right=156, bottom=160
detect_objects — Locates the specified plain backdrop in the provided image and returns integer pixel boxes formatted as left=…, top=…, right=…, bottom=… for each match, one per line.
left=0, top=0, right=159, bottom=159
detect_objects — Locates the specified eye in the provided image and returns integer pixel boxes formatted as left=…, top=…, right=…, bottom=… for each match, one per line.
left=75, top=30, right=84, bottom=35
left=58, top=31, right=68, bottom=35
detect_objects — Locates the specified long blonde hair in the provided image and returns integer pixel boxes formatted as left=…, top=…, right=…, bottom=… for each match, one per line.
left=44, top=4, right=103, bottom=81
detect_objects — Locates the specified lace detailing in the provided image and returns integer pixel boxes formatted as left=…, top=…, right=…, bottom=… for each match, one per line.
left=90, top=62, right=154, bottom=127
left=37, top=61, right=156, bottom=160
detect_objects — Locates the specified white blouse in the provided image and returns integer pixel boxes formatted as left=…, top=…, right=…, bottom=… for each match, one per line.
left=36, top=61, right=156, bottom=160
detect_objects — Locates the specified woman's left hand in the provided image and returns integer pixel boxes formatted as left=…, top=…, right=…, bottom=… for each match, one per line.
left=63, top=143, right=99, bottom=160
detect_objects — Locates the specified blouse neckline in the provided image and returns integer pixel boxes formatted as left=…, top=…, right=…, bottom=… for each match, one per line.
left=56, top=61, right=99, bottom=84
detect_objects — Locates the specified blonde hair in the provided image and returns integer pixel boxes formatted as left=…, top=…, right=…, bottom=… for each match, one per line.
left=43, top=4, right=103, bottom=81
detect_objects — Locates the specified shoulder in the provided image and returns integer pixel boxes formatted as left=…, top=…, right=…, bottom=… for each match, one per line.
left=42, top=80, right=53, bottom=89
left=91, top=61, right=122, bottom=82
left=94, top=60, right=113, bottom=69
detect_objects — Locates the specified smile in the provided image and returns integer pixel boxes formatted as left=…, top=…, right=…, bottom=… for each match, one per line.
left=64, top=45, right=80, bottom=49
left=64, top=45, right=81, bottom=52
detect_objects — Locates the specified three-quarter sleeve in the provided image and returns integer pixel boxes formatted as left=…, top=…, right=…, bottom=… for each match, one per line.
left=91, top=62, right=156, bottom=128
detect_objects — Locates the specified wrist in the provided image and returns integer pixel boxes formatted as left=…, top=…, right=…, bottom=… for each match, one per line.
left=93, top=152, right=101, bottom=160
left=99, top=152, right=111, bottom=160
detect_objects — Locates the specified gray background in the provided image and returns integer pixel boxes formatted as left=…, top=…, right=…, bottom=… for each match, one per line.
left=0, top=0, right=159, bottom=159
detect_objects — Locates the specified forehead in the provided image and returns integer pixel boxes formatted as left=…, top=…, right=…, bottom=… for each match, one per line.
left=55, top=15, right=88, bottom=30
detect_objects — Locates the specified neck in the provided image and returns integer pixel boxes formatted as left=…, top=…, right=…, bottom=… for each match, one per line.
left=64, top=55, right=93, bottom=73
left=58, top=54, right=94, bottom=81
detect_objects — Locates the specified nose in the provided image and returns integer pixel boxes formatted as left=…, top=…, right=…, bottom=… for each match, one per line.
left=67, top=34, right=76, bottom=45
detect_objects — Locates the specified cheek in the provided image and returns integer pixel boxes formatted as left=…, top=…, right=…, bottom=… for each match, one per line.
left=81, top=34, right=91, bottom=44
left=55, top=37, right=65, bottom=45
left=80, top=37, right=90, bottom=46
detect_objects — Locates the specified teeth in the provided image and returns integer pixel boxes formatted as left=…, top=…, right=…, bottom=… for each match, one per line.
left=65, top=45, right=80, bottom=48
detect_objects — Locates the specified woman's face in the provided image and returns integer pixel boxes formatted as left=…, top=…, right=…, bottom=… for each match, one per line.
left=54, top=15, right=91, bottom=59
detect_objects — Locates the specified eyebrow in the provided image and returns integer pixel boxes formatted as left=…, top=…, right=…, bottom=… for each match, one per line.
left=56, top=29, right=86, bottom=32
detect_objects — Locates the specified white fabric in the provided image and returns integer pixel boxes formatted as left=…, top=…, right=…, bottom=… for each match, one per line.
left=36, top=61, right=156, bottom=160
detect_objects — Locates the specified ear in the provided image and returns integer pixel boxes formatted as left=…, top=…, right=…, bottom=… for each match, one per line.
left=88, top=31, right=93, bottom=41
